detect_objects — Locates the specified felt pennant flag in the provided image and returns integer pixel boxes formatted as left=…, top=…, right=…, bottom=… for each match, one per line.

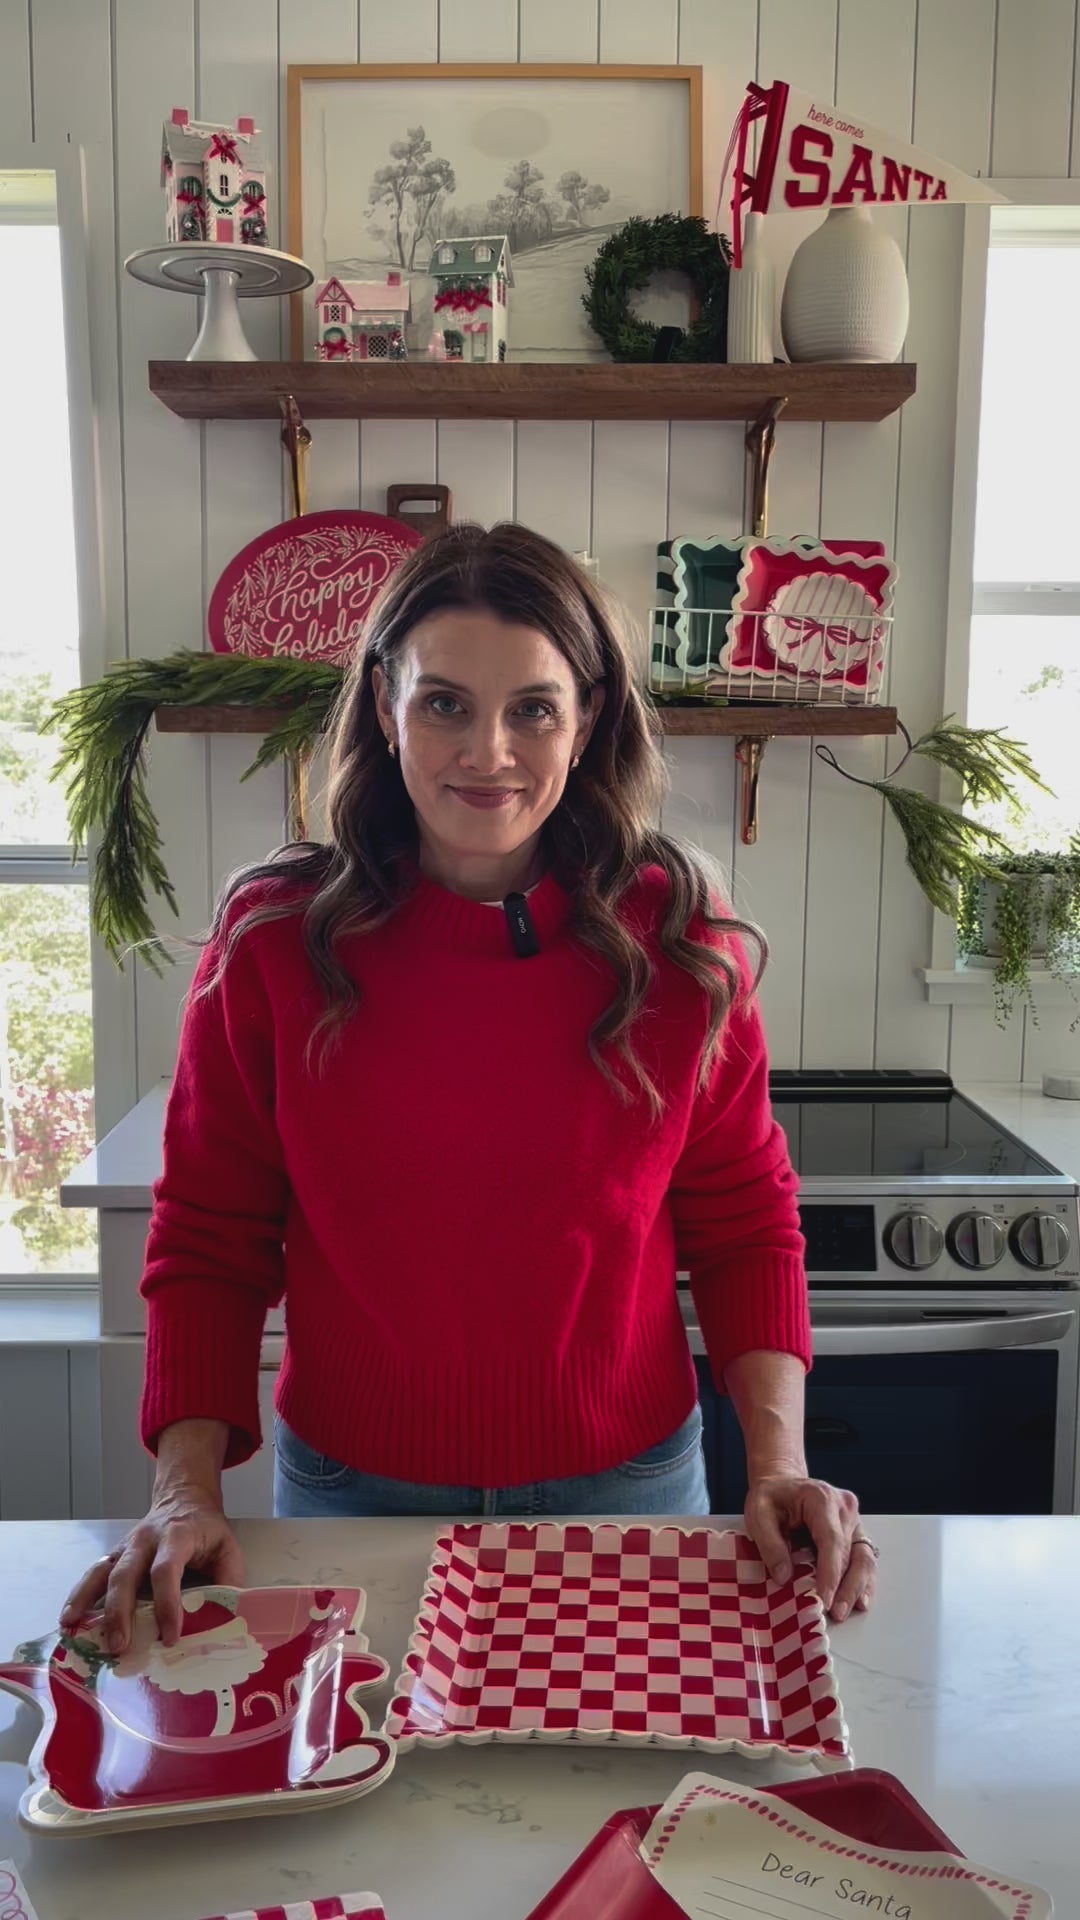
left=721, top=79, right=1005, bottom=264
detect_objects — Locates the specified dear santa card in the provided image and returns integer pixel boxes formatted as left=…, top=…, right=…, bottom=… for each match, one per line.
left=640, top=1775, right=1052, bottom=1920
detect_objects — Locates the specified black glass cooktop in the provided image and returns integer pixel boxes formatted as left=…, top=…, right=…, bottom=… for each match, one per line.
left=769, top=1070, right=1058, bottom=1181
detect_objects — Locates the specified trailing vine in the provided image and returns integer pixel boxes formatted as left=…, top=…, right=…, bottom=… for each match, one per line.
left=582, top=213, right=732, bottom=363
left=957, top=847, right=1080, bottom=1028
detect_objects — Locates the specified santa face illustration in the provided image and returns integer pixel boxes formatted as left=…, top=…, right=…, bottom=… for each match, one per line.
left=0, top=1586, right=394, bottom=1813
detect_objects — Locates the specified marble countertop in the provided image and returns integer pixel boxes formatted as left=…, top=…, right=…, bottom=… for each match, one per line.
left=0, top=1515, right=1075, bottom=1918
left=63, top=1076, right=1080, bottom=1210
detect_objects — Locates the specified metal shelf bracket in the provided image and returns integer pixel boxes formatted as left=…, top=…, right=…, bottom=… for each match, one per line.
left=745, top=395, right=788, bottom=538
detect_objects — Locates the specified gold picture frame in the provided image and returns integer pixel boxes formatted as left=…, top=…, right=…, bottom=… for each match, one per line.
left=286, top=63, right=703, bottom=362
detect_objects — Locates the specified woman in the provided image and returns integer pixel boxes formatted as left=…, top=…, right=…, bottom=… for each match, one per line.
left=63, top=524, right=877, bottom=1655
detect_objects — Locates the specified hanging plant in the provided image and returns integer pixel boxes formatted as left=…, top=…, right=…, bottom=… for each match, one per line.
left=957, top=845, right=1080, bottom=1027
left=582, top=213, right=732, bottom=363
left=47, top=651, right=343, bottom=970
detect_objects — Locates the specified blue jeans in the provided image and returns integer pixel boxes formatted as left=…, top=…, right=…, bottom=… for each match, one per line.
left=272, top=1405, right=709, bottom=1519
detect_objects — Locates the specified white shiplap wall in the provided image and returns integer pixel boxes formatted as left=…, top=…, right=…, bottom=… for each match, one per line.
left=6, top=0, right=1080, bottom=1127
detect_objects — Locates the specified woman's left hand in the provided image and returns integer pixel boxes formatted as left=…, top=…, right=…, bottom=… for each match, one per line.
left=744, top=1474, right=878, bottom=1621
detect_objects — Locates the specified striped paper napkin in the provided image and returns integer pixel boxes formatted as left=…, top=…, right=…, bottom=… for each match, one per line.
left=200, top=1899, right=384, bottom=1919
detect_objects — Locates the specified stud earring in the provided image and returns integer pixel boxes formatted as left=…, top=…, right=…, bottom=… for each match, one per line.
left=387, top=739, right=397, bottom=759
left=571, top=754, right=581, bottom=770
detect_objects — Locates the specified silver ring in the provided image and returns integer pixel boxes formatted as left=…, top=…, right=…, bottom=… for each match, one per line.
left=852, top=1533, right=880, bottom=1560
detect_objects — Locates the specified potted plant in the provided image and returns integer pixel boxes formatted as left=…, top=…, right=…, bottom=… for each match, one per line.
left=957, top=845, right=1080, bottom=1025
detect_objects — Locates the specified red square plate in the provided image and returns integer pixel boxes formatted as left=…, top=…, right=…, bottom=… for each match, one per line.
left=525, top=1771, right=959, bottom=1919
left=384, top=1524, right=849, bottom=1768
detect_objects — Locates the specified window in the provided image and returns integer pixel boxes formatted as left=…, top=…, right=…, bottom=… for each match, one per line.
left=474, top=243, right=492, bottom=263
left=438, top=245, right=454, bottom=265
left=968, top=204, right=1080, bottom=852
left=0, top=171, right=95, bottom=1279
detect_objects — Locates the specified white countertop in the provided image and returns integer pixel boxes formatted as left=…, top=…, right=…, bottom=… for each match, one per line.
left=0, top=1515, right=1074, bottom=1918
left=961, top=1080, right=1080, bottom=1181
left=63, top=1076, right=1080, bottom=1211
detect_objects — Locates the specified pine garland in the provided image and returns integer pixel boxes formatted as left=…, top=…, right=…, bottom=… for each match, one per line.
left=876, top=785, right=1008, bottom=917
left=583, top=214, right=732, bottom=363
left=877, top=719, right=1049, bottom=916
left=906, top=717, right=1051, bottom=811
left=46, top=651, right=344, bottom=969
left=818, top=717, right=1050, bottom=918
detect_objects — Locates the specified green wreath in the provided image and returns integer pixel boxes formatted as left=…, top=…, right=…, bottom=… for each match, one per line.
left=582, top=213, right=732, bottom=364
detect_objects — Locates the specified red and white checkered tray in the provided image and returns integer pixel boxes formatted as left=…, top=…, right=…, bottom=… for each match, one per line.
left=383, top=1523, right=850, bottom=1769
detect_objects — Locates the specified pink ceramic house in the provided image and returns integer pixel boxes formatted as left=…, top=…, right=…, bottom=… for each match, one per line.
left=314, top=275, right=412, bottom=361
left=161, top=109, right=268, bottom=247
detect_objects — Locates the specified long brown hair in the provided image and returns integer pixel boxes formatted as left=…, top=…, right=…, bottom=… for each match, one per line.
left=205, top=522, right=764, bottom=1113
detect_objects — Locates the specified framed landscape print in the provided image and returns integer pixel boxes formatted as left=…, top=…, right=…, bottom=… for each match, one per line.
left=286, top=64, right=702, bottom=361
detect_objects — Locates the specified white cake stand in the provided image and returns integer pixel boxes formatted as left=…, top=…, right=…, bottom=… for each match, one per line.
left=124, top=243, right=313, bottom=361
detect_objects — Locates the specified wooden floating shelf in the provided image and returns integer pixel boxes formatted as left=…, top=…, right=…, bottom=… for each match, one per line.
left=155, top=705, right=296, bottom=734
left=147, top=360, right=916, bottom=424
left=657, top=705, right=898, bottom=737
left=155, top=703, right=898, bottom=738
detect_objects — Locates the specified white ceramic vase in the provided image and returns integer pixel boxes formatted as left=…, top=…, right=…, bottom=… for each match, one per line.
left=781, top=206, right=909, bottom=363
left=727, top=212, right=774, bottom=363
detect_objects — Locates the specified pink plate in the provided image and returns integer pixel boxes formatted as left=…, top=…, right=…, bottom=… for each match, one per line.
left=384, top=1524, right=850, bottom=1768
left=722, top=538, right=896, bottom=698
left=0, top=1585, right=395, bottom=1835
left=207, top=509, right=422, bottom=664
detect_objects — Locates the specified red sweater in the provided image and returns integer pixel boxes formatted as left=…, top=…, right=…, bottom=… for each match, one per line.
left=140, top=867, right=809, bottom=1484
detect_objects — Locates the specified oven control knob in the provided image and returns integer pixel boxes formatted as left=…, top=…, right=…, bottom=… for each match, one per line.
left=1010, top=1211, right=1071, bottom=1270
left=946, top=1211, right=1006, bottom=1269
left=884, top=1211, right=944, bottom=1270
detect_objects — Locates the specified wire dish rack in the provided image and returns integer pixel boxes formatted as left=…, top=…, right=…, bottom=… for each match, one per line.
left=649, top=604, right=894, bottom=707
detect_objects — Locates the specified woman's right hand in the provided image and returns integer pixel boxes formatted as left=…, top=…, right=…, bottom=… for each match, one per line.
left=59, top=1419, right=242, bottom=1652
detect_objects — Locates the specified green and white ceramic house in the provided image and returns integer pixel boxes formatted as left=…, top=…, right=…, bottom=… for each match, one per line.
left=427, top=234, right=513, bottom=363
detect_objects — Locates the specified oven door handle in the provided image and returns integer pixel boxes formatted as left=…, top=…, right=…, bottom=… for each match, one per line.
left=810, top=1310, right=1074, bottom=1357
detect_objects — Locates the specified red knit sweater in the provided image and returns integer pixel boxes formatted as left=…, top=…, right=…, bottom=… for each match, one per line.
left=140, top=867, right=809, bottom=1484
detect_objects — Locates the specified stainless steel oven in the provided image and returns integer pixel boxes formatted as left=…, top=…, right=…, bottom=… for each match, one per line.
left=681, top=1071, right=1080, bottom=1516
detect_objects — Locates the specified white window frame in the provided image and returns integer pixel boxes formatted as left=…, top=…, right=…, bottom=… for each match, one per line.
left=0, top=144, right=107, bottom=1286
left=929, top=179, right=1080, bottom=984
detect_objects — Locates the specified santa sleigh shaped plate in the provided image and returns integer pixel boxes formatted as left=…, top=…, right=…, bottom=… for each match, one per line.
left=0, top=1585, right=395, bottom=1835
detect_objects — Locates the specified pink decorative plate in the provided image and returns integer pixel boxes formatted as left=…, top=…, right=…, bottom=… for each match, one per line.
left=208, top=509, right=422, bottom=664
left=0, top=1585, right=395, bottom=1834
left=384, top=1524, right=850, bottom=1769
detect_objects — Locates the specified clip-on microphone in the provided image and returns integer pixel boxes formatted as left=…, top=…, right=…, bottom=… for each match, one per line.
left=503, top=892, right=540, bottom=958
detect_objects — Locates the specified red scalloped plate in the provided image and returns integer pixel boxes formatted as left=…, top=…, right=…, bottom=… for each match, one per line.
left=207, top=508, right=422, bottom=664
